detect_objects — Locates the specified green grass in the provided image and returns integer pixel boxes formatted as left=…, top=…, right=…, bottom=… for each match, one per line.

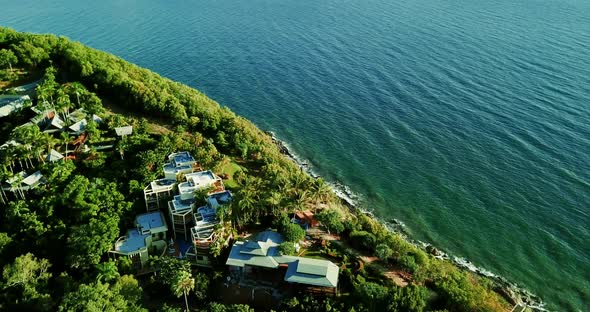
left=216, top=161, right=243, bottom=189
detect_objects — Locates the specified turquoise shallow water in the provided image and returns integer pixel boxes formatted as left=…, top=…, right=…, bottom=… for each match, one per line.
left=2, top=0, right=590, bottom=309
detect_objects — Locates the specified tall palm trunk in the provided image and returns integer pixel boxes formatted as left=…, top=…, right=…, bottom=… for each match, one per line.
left=183, top=290, right=189, bottom=312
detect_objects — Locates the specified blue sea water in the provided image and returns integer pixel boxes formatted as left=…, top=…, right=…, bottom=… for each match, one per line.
left=2, top=0, right=589, bottom=309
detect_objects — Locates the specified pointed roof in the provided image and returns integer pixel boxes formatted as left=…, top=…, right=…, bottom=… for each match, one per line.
left=114, top=126, right=133, bottom=136
left=46, top=149, right=64, bottom=162
left=22, top=171, right=43, bottom=186
left=284, top=258, right=339, bottom=287
left=68, top=119, right=87, bottom=134
left=49, top=114, right=64, bottom=129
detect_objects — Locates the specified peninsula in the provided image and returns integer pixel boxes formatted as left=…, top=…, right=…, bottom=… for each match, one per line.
left=0, top=27, right=536, bottom=311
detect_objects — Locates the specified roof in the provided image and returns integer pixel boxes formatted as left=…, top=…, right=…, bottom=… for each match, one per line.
left=114, top=125, right=133, bottom=136
left=46, top=149, right=64, bottom=162
left=284, top=258, right=339, bottom=287
left=0, top=95, right=30, bottom=117
left=225, top=230, right=284, bottom=267
left=226, top=241, right=281, bottom=268
left=68, top=119, right=87, bottom=133
left=169, top=151, right=195, bottom=165
left=22, top=171, right=43, bottom=186
left=114, top=228, right=148, bottom=254
left=135, top=211, right=167, bottom=235
left=49, top=114, right=64, bottom=129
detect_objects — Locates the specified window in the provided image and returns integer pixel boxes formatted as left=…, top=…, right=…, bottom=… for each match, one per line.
left=197, top=256, right=204, bottom=261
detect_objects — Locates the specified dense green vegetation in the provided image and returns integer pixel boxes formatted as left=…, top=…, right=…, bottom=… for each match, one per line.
left=0, top=27, right=511, bottom=311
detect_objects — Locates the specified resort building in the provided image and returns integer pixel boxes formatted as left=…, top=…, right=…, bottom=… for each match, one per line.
left=168, top=194, right=196, bottom=240
left=46, top=149, right=64, bottom=162
left=177, top=170, right=224, bottom=200
left=144, top=179, right=176, bottom=211
left=0, top=95, right=30, bottom=118
left=226, top=230, right=339, bottom=292
left=163, top=151, right=197, bottom=180
left=2, top=170, right=46, bottom=193
left=114, top=125, right=133, bottom=137
left=110, top=211, right=169, bottom=268
left=186, top=190, right=233, bottom=266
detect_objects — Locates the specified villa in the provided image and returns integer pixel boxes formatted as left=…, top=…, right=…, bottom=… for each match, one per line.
left=0, top=95, right=30, bottom=118
left=142, top=152, right=232, bottom=266
left=226, top=230, right=339, bottom=293
left=163, top=151, right=198, bottom=180
left=2, top=170, right=46, bottom=194
left=186, top=190, right=233, bottom=266
left=110, top=211, right=169, bottom=269
left=144, top=178, right=176, bottom=211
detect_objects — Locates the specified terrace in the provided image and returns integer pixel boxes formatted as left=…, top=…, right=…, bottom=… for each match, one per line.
left=168, top=195, right=196, bottom=240
left=143, top=178, right=176, bottom=211
left=110, top=211, right=168, bottom=268
left=163, top=151, right=196, bottom=180
left=177, top=170, right=221, bottom=200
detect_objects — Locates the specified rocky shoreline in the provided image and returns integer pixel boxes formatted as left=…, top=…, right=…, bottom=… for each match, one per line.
left=265, top=130, right=548, bottom=311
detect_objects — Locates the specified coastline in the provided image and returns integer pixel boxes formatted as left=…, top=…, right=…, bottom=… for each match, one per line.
left=265, top=130, right=547, bottom=311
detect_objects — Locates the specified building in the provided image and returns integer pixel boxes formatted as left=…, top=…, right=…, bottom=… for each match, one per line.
left=226, top=230, right=339, bottom=292
left=114, top=125, right=133, bottom=137
left=110, top=211, right=168, bottom=268
left=163, top=151, right=197, bottom=180
left=177, top=170, right=224, bottom=200
left=46, top=149, right=64, bottom=162
left=0, top=95, right=30, bottom=118
left=294, top=210, right=318, bottom=229
left=144, top=179, right=176, bottom=211
left=2, top=170, right=45, bottom=193
left=168, top=195, right=196, bottom=240
left=186, top=190, right=233, bottom=266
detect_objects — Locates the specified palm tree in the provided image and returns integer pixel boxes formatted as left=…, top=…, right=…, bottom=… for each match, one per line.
left=0, top=167, right=10, bottom=204
left=56, top=88, right=71, bottom=121
left=266, top=191, right=283, bottom=215
left=310, top=178, right=332, bottom=208
left=68, top=82, right=85, bottom=108
left=60, top=132, right=69, bottom=161
left=95, top=261, right=120, bottom=282
left=173, top=270, right=195, bottom=312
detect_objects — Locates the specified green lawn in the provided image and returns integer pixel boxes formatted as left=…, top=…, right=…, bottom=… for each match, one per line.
left=216, top=161, right=244, bottom=189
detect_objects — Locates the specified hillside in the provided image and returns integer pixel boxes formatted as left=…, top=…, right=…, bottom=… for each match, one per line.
left=0, top=27, right=515, bottom=312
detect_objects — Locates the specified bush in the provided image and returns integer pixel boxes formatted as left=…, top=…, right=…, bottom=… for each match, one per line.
left=281, top=223, right=305, bottom=242
left=350, top=231, right=377, bottom=251
left=278, top=242, right=296, bottom=255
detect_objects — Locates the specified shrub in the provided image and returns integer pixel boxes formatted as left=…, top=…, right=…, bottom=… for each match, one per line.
left=281, top=223, right=305, bottom=242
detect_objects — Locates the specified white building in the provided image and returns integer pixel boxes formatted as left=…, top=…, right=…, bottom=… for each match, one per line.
left=163, top=152, right=197, bottom=180
left=110, top=211, right=168, bottom=268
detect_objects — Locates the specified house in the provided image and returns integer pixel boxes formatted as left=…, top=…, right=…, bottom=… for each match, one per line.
left=186, top=190, right=233, bottom=266
left=226, top=230, right=339, bottom=292
left=46, top=149, right=64, bottom=162
left=144, top=178, right=176, bottom=211
left=294, top=210, right=318, bottom=229
left=168, top=195, right=196, bottom=240
left=68, top=119, right=87, bottom=135
left=114, top=125, right=133, bottom=137
left=163, top=151, right=197, bottom=180
left=177, top=170, right=223, bottom=200
left=0, top=95, right=30, bottom=118
left=110, top=211, right=168, bottom=268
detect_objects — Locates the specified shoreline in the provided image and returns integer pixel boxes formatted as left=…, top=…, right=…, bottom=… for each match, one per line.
left=265, top=130, right=547, bottom=311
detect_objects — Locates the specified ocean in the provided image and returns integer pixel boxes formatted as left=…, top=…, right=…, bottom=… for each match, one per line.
left=2, top=0, right=589, bottom=309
